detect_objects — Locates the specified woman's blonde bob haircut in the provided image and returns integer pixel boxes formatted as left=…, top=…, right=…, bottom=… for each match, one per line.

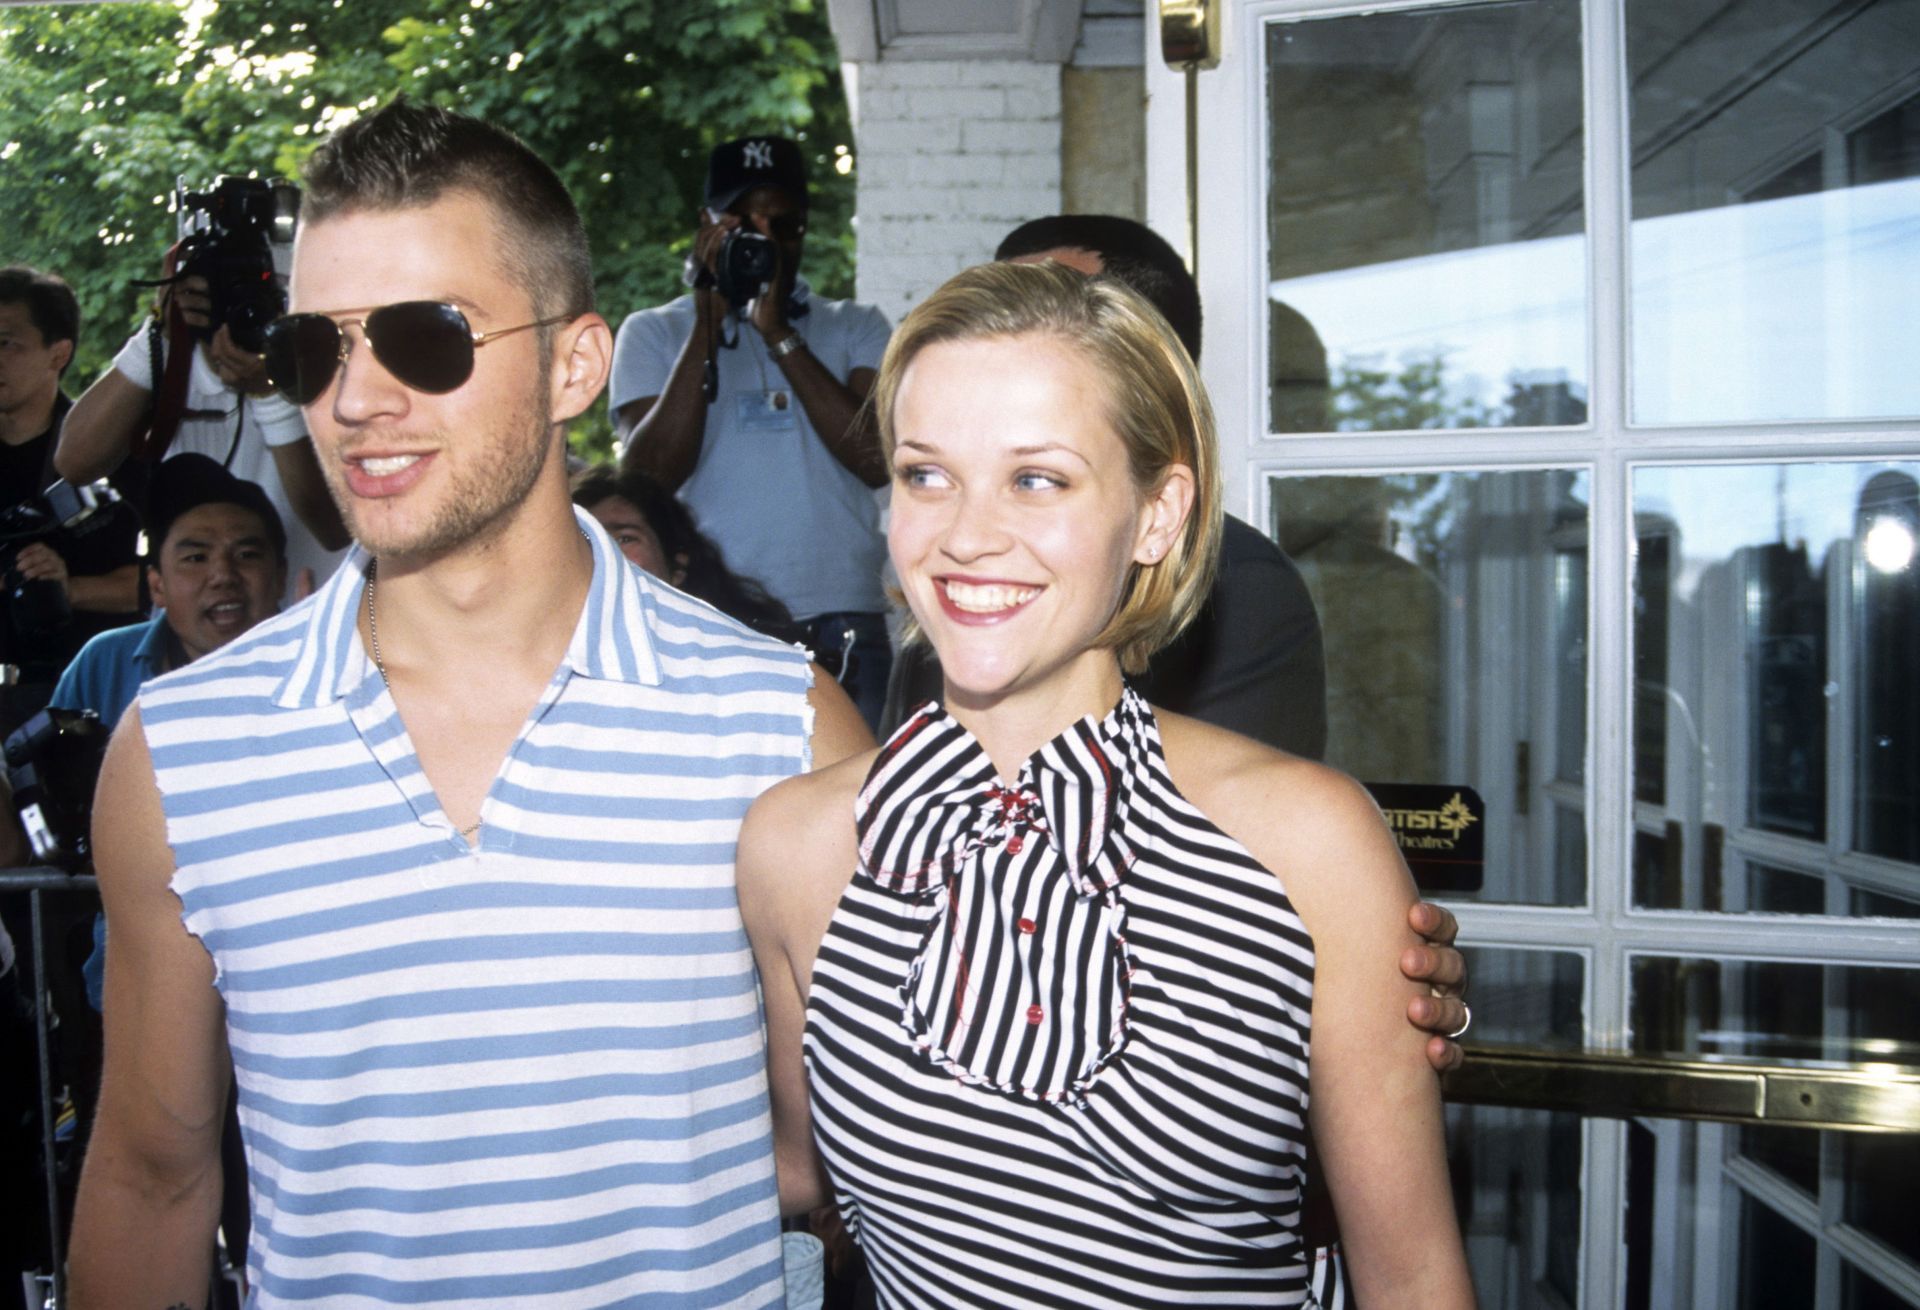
left=872, top=260, right=1223, bottom=675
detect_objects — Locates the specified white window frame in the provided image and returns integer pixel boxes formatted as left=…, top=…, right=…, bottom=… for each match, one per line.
left=1146, top=1, right=1920, bottom=1304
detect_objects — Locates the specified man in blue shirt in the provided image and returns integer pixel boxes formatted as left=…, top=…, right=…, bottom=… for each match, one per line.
left=52, top=452, right=285, bottom=1010
left=52, top=452, right=286, bottom=737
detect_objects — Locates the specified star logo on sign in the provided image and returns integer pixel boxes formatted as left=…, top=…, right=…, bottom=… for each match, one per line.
left=1437, top=793, right=1478, bottom=837
left=743, top=140, right=774, bottom=169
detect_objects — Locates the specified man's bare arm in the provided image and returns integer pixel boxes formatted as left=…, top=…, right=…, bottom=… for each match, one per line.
left=768, top=352, right=884, bottom=487
left=618, top=292, right=728, bottom=491
left=56, top=367, right=150, bottom=484
left=69, top=706, right=231, bottom=1308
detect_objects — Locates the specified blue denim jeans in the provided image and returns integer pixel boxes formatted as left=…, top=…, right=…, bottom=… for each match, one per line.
left=798, top=610, right=892, bottom=736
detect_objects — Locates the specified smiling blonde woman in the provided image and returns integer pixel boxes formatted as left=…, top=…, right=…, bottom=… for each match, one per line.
left=739, top=261, right=1474, bottom=1309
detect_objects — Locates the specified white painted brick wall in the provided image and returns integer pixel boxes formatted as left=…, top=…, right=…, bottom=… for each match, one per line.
left=850, top=60, right=1062, bottom=322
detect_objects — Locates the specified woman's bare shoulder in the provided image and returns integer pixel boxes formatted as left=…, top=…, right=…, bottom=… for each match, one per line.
left=1156, top=709, right=1367, bottom=830
left=1154, top=708, right=1408, bottom=921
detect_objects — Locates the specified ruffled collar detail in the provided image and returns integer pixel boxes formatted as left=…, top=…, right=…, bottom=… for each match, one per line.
left=852, top=686, right=1154, bottom=1104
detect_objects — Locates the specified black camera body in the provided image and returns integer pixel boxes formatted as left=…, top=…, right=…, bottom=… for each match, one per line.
left=0, top=481, right=108, bottom=640
left=714, top=230, right=778, bottom=309
left=174, top=175, right=298, bottom=353
left=5, top=706, right=107, bottom=871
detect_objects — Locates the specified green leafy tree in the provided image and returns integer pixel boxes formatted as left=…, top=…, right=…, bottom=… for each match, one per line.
left=0, top=0, right=856, bottom=459
left=1330, top=348, right=1498, bottom=433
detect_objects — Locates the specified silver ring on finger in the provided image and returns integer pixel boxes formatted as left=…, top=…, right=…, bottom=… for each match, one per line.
left=1445, top=1002, right=1472, bottom=1041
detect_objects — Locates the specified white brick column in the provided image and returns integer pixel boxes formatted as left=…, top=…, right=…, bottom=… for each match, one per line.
left=849, top=61, right=1062, bottom=322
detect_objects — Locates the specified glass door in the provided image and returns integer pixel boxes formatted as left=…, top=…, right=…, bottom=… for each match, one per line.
left=1156, top=0, right=1920, bottom=1303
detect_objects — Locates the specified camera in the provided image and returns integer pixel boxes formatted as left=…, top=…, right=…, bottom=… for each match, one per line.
left=0, top=480, right=112, bottom=640
left=5, top=706, right=107, bottom=871
left=172, top=175, right=299, bottom=353
left=713, top=229, right=778, bottom=309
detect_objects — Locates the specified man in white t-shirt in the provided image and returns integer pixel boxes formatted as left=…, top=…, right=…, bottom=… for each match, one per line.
left=610, top=136, right=894, bottom=728
left=56, top=275, right=348, bottom=599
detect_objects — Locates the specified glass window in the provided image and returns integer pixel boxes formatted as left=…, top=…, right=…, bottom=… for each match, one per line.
left=1269, top=470, right=1589, bottom=904
left=1629, top=956, right=1920, bottom=1065
left=1632, top=462, right=1920, bottom=913
left=1445, top=948, right=1583, bottom=1309
left=1263, top=0, right=1587, bottom=433
left=1627, top=0, right=1920, bottom=424
left=1738, top=1192, right=1818, bottom=1308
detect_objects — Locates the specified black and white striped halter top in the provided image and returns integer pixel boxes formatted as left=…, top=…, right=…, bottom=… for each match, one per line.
left=804, top=686, right=1346, bottom=1308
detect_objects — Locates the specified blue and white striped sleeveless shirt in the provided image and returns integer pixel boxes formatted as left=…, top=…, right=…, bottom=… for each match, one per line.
left=140, top=509, right=812, bottom=1308
left=804, top=688, right=1346, bottom=1308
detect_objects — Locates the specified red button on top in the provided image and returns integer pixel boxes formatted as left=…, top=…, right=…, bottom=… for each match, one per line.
left=1017, top=917, right=1037, bottom=934
left=1026, top=1005, right=1045, bottom=1024
left=1007, top=836, right=1025, bottom=854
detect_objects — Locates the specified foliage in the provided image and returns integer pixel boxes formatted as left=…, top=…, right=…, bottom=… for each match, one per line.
left=1329, top=348, right=1497, bottom=433
left=0, top=0, right=857, bottom=460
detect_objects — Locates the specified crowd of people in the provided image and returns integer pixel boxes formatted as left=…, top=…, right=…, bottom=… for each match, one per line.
left=1, top=96, right=1477, bottom=1308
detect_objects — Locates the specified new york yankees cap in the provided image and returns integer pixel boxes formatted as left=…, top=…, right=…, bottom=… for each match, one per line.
left=705, top=135, right=808, bottom=214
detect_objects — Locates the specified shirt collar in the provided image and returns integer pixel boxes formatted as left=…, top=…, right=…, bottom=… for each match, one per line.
left=134, top=610, right=173, bottom=674
left=272, top=505, right=661, bottom=710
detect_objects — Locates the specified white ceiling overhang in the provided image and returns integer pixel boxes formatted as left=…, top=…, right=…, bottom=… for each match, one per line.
left=826, top=0, right=1088, bottom=63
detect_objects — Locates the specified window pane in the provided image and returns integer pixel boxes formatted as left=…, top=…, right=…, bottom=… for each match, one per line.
left=1633, top=462, right=1920, bottom=913
left=1462, top=946, right=1586, bottom=1048
left=1857, top=470, right=1920, bottom=862
left=1270, top=470, right=1589, bottom=905
left=1739, top=1121, right=1819, bottom=1196
left=1844, top=1132, right=1920, bottom=1267
left=1629, top=956, right=1920, bottom=1066
left=1737, top=1192, right=1818, bottom=1309
left=1844, top=1263, right=1919, bottom=1310
left=1627, top=0, right=1920, bottom=423
left=1446, top=948, right=1583, bottom=1310
left=1264, top=0, right=1587, bottom=434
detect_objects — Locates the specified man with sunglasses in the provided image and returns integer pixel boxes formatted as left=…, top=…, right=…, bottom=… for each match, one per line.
left=70, top=98, right=872, bottom=1307
left=610, top=136, right=896, bottom=732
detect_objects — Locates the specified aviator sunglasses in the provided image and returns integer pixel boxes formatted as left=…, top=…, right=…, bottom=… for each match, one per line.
left=261, top=301, right=572, bottom=406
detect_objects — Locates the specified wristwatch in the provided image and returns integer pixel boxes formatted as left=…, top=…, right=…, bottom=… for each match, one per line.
left=767, top=333, right=808, bottom=361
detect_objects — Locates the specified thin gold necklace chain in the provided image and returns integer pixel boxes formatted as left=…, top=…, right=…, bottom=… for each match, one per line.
left=365, top=559, right=483, bottom=841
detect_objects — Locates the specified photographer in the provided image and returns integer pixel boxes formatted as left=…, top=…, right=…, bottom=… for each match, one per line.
left=0, top=265, right=142, bottom=732
left=611, top=136, right=894, bottom=729
left=56, top=190, right=349, bottom=601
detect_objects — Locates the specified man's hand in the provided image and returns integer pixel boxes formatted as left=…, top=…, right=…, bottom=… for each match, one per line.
left=747, top=238, right=791, bottom=342
left=12, top=541, right=70, bottom=597
left=167, top=273, right=215, bottom=334
left=205, top=324, right=270, bottom=397
left=690, top=209, right=738, bottom=321
left=1400, top=901, right=1469, bottom=1071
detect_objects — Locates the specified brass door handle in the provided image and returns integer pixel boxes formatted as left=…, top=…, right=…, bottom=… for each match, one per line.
left=1443, top=1044, right=1920, bottom=1133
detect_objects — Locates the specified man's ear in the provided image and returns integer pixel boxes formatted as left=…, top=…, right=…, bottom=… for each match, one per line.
left=548, top=313, right=613, bottom=426
left=49, top=339, right=73, bottom=376
left=670, top=552, right=690, bottom=589
left=145, top=564, right=167, bottom=611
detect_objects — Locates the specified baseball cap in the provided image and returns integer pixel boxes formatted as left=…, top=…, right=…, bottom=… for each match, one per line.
left=705, top=136, right=808, bottom=215
left=145, top=453, right=287, bottom=564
